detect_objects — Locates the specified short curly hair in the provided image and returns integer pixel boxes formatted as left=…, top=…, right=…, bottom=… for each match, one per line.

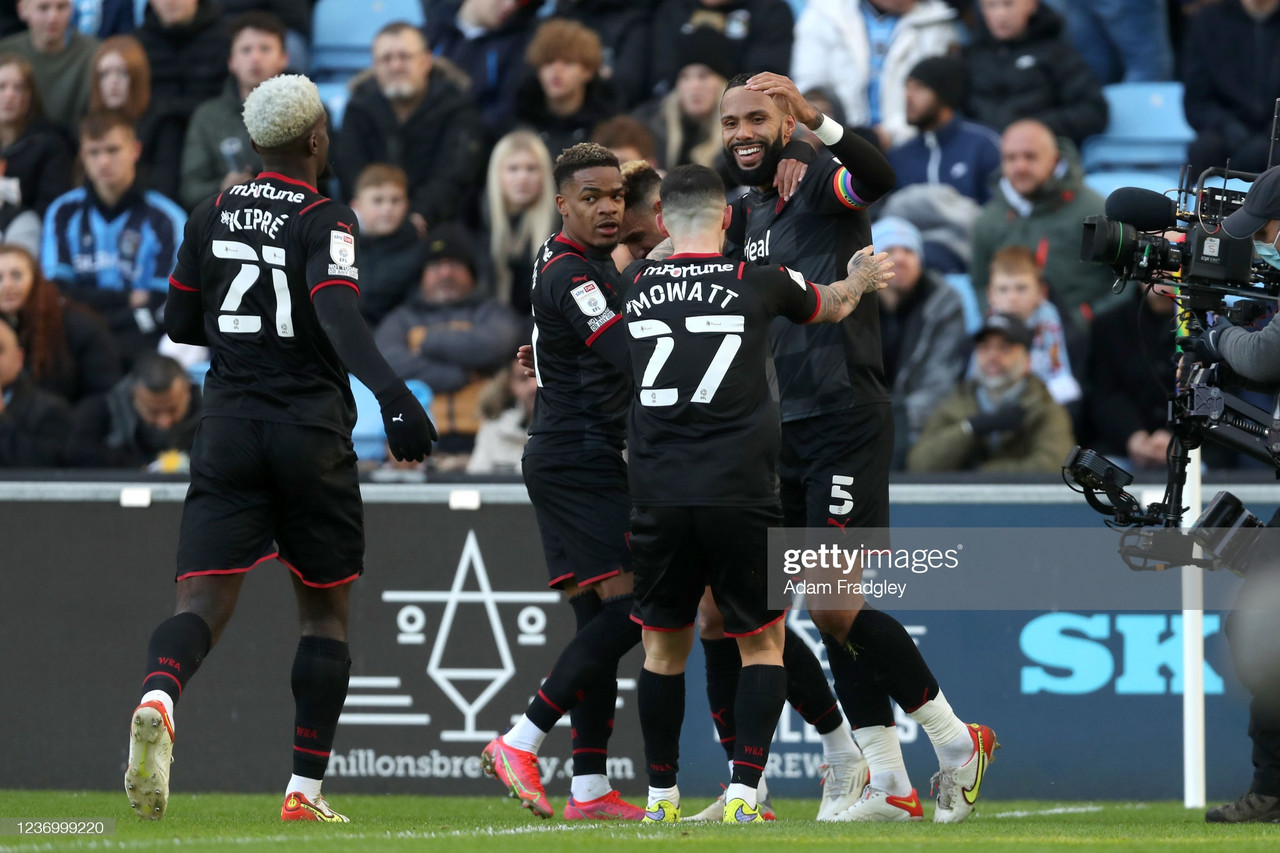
left=526, top=19, right=602, bottom=74
left=553, top=142, right=619, bottom=192
left=242, top=74, right=325, bottom=149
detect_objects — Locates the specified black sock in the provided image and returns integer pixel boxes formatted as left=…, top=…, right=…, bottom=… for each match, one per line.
left=823, top=632, right=895, bottom=729
left=141, top=612, right=213, bottom=703
left=569, top=590, right=603, bottom=631
left=731, top=664, right=787, bottom=788
left=290, top=636, right=351, bottom=780
left=638, top=667, right=684, bottom=788
left=570, top=596, right=625, bottom=778
left=846, top=608, right=939, bottom=712
left=783, top=626, right=843, bottom=734
left=702, top=637, right=740, bottom=761
left=526, top=594, right=641, bottom=732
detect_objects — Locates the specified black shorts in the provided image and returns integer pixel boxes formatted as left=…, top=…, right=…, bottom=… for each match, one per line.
left=629, top=504, right=785, bottom=638
left=176, top=417, right=364, bottom=587
left=779, top=403, right=892, bottom=531
left=523, top=449, right=632, bottom=589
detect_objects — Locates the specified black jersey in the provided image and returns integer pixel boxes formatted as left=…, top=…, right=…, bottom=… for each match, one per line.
left=726, top=153, right=889, bottom=422
left=526, top=232, right=632, bottom=454
left=169, top=172, right=361, bottom=435
left=623, top=253, right=820, bottom=506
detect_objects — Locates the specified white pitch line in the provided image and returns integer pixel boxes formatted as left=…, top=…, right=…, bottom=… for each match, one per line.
left=991, top=805, right=1105, bottom=818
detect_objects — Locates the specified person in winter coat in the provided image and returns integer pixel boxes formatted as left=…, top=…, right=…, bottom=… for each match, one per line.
left=0, top=315, right=71, bottom=467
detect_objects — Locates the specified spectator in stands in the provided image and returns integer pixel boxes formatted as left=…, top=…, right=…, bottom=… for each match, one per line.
left=969, top=119, right=1115, bottom=330
left=64, top=351, right=200, bottom=468
left=134, top=0, right=231, bottom=200
left=1041, top=0, right=1172, bottom=84
left=465, top=356, right=537, bottom=474
left=426, top=0, right=534, bottom=141
left=0, top=53, right=71, bottom=215
left=478, top=129, right=557, bottom=315
left=89, top=36, right=149, bottom=123
left=616, top=158, right=662, bottom=263
left=70, top=0, right=139, bottom=39
left=217, top=0, right=311, bottom=70
left=0, top=242, right=120, bottom=402
left=551, top=0, right=654, bottom=109
left=888, top=55, right=1001, bottom=205
left=179, top=12, right=289, bottom=210
left=336, top=21, right=483, bottom=236
left=592, top=114, right=659, bottom=168
left=648, top=0, right=793, bottom=99
left=1085, top=283, right=1178, bottom=470
left=0, top=0, right=97, bottom=135
left=964, top=0, right=1108, bottom=146
left=633, top=26, right=730, bottom=172
left=351, top=163, right=422, bottom=327
left=374, top=223, right=522, bottom=455
left=42, top=110, right=186, bottom=362
left=872, top=216, right=967, bottom=469
left=1182, top=0, right=1280, bottom=177
left=792, top=0, right=960, bottom=149
left=0, top=316, right=70, bottom=466
left=907, top=312, right=1075, bottom=473
left=513, top=18, right=619, bottom=160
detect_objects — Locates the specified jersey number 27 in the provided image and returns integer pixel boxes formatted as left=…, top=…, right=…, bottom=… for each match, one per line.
left=213, top=240, right=293, bottom=338
left=629, top=315, right=743, bottom=407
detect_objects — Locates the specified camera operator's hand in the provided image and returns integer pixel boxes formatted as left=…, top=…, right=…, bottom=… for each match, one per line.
left=966, top=404, right=1025, bottom=436
left=1178, top=315, right=1234, bottom=364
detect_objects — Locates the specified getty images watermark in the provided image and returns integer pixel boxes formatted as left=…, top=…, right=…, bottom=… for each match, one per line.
left=765, top=528, right=1280, bottom=611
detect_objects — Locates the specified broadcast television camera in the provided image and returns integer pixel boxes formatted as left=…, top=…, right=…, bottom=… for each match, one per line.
left=1066, top=163, right=1280, bottom=574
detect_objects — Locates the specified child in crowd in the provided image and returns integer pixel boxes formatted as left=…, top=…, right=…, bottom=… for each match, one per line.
left=351, top=164, right=423, bottom=327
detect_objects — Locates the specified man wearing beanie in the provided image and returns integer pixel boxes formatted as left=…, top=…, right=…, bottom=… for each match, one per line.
left=887, top=56, right=1002, bottom=205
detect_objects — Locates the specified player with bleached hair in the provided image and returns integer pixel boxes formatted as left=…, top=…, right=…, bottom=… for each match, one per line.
left=122, top=73, right=435, bottom=823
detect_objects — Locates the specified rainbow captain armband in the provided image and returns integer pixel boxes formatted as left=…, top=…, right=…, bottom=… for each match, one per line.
left=832, top=167, right=869, bottom=211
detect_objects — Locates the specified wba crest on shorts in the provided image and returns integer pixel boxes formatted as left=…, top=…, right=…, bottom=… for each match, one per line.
left=571, top=281, right=605, bottom=316
left=330, top=230, right=355, bottom=266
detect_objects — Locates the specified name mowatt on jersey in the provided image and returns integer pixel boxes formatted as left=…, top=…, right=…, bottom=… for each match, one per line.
left=625, top=261, right=742, bottom=317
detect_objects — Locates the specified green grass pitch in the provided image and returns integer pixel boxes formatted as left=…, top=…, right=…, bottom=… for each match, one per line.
left=0, top=792, right=1277, bottom=851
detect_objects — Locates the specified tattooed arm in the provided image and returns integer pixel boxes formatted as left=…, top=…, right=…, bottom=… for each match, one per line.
left=809, top=246, right=894, bottom=323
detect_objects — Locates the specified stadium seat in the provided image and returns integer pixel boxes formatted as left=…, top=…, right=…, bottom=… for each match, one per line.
left=1080, top=82, right=1195, bottom=173
left=1084, top=169, right=1182, bottom=201
left=310, top=0, right=425, bottom=82
left=315, top=81, right=350, bottom=131
left=351, top=376, right=434, bottom=462
left=944, top=273, right=983, bottom=335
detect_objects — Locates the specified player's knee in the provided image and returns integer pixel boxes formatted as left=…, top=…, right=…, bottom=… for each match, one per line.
left=697, top=596, right=725, bottom=637
left=736, top=621, right=785, bottom=667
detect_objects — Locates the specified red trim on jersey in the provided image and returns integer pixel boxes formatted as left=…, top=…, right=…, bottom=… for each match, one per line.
left=584, top=313, right=621, bottom=347
left=537, top=690, right=565, bottom=715
left=142, top=671, right=183, bottom=697
left=548, top=571, right=576, bottom=589
left=169, top=275, right=198, bottom=292
left=576, top=566, right=621, bottom=586
left=257, top=171, right=318, bottom=193
left=298, top=198, right=330, bottom=217
left=279, top=556, right=360, bottom=589
left=734, top=760, right=766, bottom=772
left=540, top=251, right=585, bottom=273
left=666, top=252, right=722, bottom=259
left=723, top=609, right=788, bottom=638
left=214, top=192, right=224, bottom=207
left=737, top=263, right=745, bottom=280
left=805, top=283, right=823, bottom=324
left=309, top=279, right=360, bottom=299
left=293, top=745, right=331, bottom=757
left=175, top=552, right=279, bottom=582
left=554, top=232, right=587, bottom=252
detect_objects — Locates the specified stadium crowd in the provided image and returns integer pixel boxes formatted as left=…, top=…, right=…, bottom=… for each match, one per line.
left=0, top=0, right=1277, bottom=474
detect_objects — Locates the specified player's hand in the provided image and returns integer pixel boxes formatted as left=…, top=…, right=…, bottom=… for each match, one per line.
left=516, top=344, right=535, bottom=377
left=774, top=153, right=809, bottom=202
left=847, top=245, right=894, bottom=293
left=745, top=72, right=820, bottom=128
left=380, top=387, right=437, bottom=462
left=967, top=404, right=1025, bottom=436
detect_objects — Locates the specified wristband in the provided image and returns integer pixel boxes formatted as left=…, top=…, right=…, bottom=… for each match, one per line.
left=813, top=114, right=844, bottom=146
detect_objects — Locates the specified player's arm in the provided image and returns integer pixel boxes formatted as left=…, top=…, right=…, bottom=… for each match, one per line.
left=807, top=246, right=894, bottom=323
left=164, top=203, right=208, bottom=345
left=306, top=209, right=437, bottom=460
left=746, top=72, right=896, bottom=207
left=548, top=257, right=632, bottom=375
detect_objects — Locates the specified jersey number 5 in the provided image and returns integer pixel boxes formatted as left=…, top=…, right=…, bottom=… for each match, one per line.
left=213, top=240, right=293, bottom=337
left=629, top=315, right=743, bottom=407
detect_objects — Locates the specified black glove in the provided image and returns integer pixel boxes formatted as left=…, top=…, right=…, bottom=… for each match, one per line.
left=1177, top=316, right=1233, bottom=365
left=379, top=387, right=437, bottom=462
left=967, top=404, right=1025, bottom=435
